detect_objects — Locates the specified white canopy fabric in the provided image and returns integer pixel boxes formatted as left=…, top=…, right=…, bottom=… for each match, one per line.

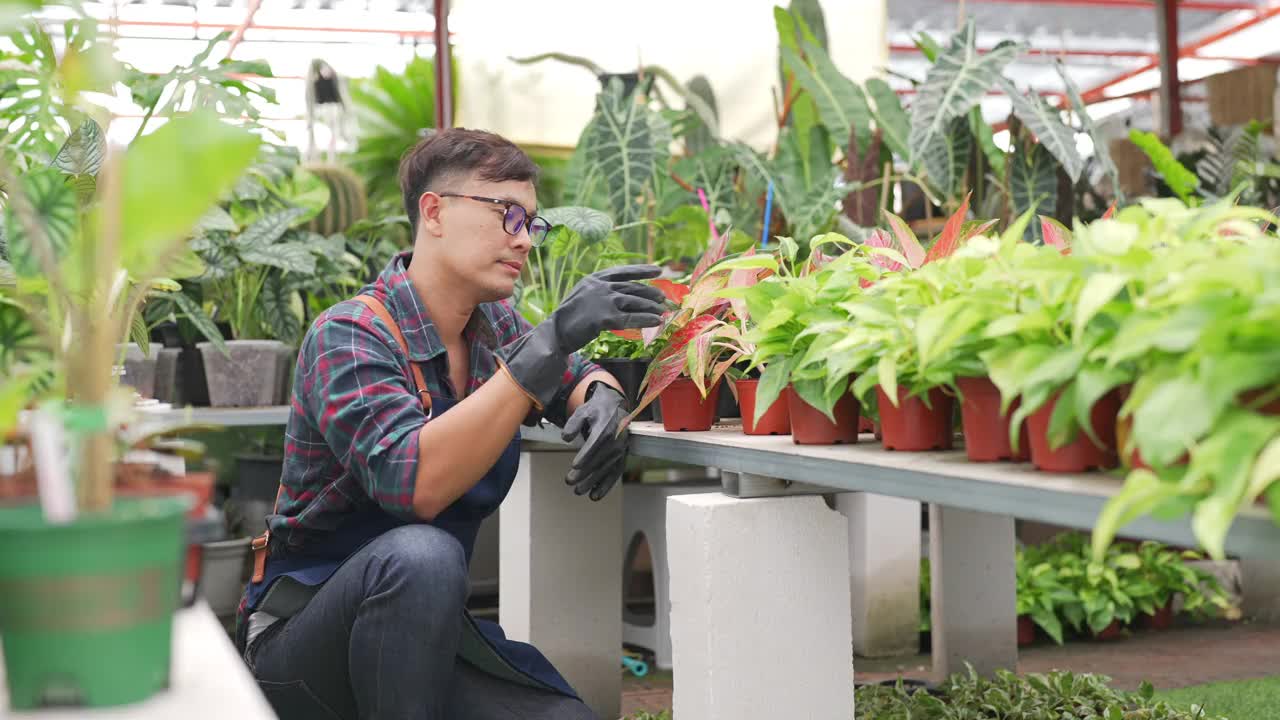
left=450, top=0, right=889, bottom=150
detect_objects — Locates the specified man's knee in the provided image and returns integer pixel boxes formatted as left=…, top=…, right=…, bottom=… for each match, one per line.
left=369, top=524, right=469, bottom=602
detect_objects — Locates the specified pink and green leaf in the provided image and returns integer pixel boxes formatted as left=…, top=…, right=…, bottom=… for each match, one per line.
left=1041, top=216, right=1072, bottom=254
left=865, top=228, right=906, bottom=272
left=690, top=228, right=731, bottom=284
left=924, top=192, right=972, bottom=264
left=882, top=209, right=925, bottom=268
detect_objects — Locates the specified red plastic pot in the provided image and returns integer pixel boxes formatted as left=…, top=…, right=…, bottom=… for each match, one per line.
left=1138, top=600, right=1175, bottom=631
left=659, top=378, right=721, bottom=432
left=957, top=376, right=1029, bottom=462
left=735, top=380, right=792, bottom=436
left=788, top=389, right=859, bottom=445
left=1017, top=615, right=1037, bottom=646
left=1027, top=389, right=1120, bottom=473
left=1092, top=620, right=1123, bottom=641
left=1241, top=387, right=1280, bottom=416
left=858, top=415, right=876, bottom=434
left=877, top=387, right=955, bottom=452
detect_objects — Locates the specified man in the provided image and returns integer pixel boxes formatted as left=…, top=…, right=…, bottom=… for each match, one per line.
left=235, top=128, right=666, bottom=719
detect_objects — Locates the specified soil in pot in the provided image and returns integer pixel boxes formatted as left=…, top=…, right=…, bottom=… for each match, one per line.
left=0, top=497, right=188, bottom=709
left=593, top=358, right=653, bottom=422
left=788, top=389, right=859, bottom=445
left=957, top=376, right=1029, bottom=462
left=1027, top=390, right=1120, bottom=473
left=735, top=380, right=791, bottom=436
left=658, top=378, right=721, bottom=432
left=877, top=386, right=955, bottom=452
left=1017, top=615, right=1037, bottom=646
left=199, top=340, right=290, bottom=407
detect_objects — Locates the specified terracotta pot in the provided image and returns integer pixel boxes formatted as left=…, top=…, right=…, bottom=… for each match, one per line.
left=877, top=386, right=955, bottom=452
left=1092, top=619, right=1123, bottom=641
left=735, top=380, right=791, bottom=436
left=1017, top=615, right=1037, bottom=646
left=1139, top=600, right=1175, bottom=631
left=1027, top=389, right=1120, bottom=472
left=957, top=376, right=1029, bottom=462
left=116, top=470, right=215, bottom=521
left=1241, top=387, right=1280, bottom=416
left=659, top=378, right=721, bottom=432
left=788, top=389, right=859, bottom=445
left=858, top=415, right=876, bottom=434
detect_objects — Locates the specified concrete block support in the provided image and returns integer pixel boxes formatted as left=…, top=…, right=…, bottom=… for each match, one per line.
left=929, top=504, right=1017, bottom=681
left=835, top=493, right=922, bottom=658
left=500, top=449, right=621, bottom=719
left=668, top=493, right=854, bottom=719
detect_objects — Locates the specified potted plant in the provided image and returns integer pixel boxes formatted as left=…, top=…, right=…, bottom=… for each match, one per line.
left=190, top=146, right=334, bottom=407
left=0, top=58, right=259, bottom=711
left=738, top=235, right=880, bottom=444
left=1088, top=200, right=1280, bottom=561
left=629, top=232, right=766, bottom=431
left=1131, top=541, right=1231, bottom=630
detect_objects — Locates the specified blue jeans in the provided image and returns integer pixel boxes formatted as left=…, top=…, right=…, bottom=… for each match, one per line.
left=245, top=524, right=598, bottom=720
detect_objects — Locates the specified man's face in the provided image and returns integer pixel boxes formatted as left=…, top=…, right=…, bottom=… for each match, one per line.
left=419, top=176, right=536, bottom=304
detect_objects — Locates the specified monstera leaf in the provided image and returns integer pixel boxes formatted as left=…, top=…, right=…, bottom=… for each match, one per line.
left=1000, top=77, right=1083, bottom=184
left=584, top=77, right=664, bottom=227
left=909, top=22, right=1023, bottom=167
left=1010, top=140, right=1058, bottom=242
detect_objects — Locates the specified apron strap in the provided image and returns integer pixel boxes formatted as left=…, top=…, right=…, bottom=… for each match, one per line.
left=252, top=293, right=432, bottom=584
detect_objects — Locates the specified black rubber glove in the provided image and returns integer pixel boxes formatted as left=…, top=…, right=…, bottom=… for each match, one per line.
left=562, top=381, right=631, bottom=501
left=498, top=265, right=665, bottom=417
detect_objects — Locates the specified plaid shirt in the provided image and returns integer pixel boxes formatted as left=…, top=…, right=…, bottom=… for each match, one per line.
left=269, top=251, right=599, bottom=551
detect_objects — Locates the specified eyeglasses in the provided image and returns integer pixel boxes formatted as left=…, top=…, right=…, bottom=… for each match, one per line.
left=436, top=193, right=552, bottom=247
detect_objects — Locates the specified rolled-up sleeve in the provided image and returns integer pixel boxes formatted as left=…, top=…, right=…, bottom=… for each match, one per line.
left=496, top=301, right=601, bottom=427
left=300, top=305, right=426, bottom=519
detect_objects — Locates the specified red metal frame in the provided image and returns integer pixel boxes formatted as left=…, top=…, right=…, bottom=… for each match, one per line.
left=966, top=0, right=1260, bottom=10
left=1158, top=0, right=1183, bottom=134
left=434, top=0, right=453, bottom=129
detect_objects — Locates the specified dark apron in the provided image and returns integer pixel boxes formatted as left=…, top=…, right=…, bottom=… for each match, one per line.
left=238, top=393, right=578, bottom=699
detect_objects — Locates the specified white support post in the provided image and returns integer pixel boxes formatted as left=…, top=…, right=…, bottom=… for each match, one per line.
left=835, top=493, right=921, bottom=658
left=500, top=449, right=621, bottom=719
left=668, top=493, right=854, bottom=719
left=928, top=504, right=1017, bottom=681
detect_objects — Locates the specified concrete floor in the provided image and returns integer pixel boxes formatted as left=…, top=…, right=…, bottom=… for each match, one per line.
left=620, top=619, right=1280, bottom=716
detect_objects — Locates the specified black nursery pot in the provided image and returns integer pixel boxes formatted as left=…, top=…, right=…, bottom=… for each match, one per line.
left=594, top=358, right=653, bottom=421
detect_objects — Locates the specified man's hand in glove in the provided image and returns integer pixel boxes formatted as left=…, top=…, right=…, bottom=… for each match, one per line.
left=562, top=381, right=631, bottom=501
left=498, top=265, right=665, bottom=419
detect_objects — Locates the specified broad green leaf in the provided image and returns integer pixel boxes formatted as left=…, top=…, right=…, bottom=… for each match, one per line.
left=119, top=111, right=261, bottom=282
left=909, top=22, right=1023, bottom=167
left=999, top=78, right=1084, bottom=183
left=779, top=40, right=873, bottom=152
left=171, top=291, right=225, bottom=354
left=1246, top=436, right=1280, bottom=503
left=709, top=255, right=779, bottom=273
left=585, top=78, right=662, bottom=227
left=877, top=354, right=898, bottom=407
left=1009, top=140, right=1058, bottom=242
left=1073, top=364, right=1129, bottom=449
left=1073, top=272, right=1127, bottom=340
left=234, top=208, right=311, bottom=252
left=920, top=115, right=971, bottom=200
left=543, top=206, right=614, bottom=243
left=259, top=272, right=302, bottom=344
left=1129, top=129, right=1198, bottom=204
left=1132, top=377, right=1212, bottom=467
left=3, top=166, right=76, bottom=278
left=52, top=118, right=105, bottom=176
left=241, top=241, right=316, bottom=275
left=865, top=78, right=910, bottom=161
left=1058, top=60, right=1120, bottom=200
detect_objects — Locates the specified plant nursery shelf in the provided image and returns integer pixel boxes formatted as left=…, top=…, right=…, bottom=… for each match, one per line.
left=136, top=405, right=292, bottom=431
left=523, top=421, right=1280, bottom=560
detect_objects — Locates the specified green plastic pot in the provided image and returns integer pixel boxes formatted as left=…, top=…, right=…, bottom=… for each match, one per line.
left=0, top=496, right=188, bottom=709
